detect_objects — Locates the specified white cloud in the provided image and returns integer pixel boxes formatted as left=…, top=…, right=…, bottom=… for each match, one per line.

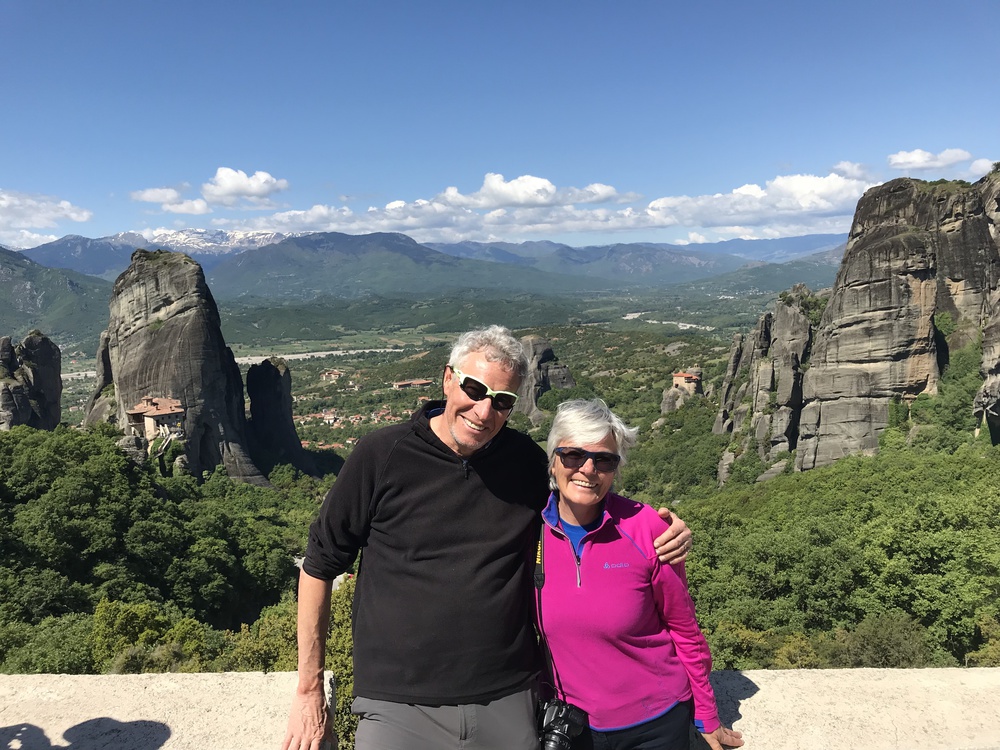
left=888, top=148, right=972, bottom=171
left=131, top=187, right=183, bottom=203
left=832, top=161, right=869, bottom=180
left=968, top=158, right=995, bottom=179
left=163, top=199, right=211, bottom=215
left=0, top=229, right=60, bottom=249
left=645, top=173, right=871, bottom=229
left=0, top=188, right=92, bottom=248
left=435, top=173, right=634, bottom=210
left=214, top=169, right=871, bottom=244
left=201, top=167, right=289, bottom=206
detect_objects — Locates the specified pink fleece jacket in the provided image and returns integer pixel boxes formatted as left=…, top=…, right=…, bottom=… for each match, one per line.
left=537, top=491, right=721, bottom=733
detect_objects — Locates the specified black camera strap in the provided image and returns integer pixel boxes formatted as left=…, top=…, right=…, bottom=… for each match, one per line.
left=534, top=529, right=567, bottom=699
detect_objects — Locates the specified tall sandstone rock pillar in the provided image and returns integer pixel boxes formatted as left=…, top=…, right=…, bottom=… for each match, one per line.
left=713, top=171, right=1000, bottom=479
left=0, top=332, right=62, bottom=431
left=84, top=250, right=267, bottom=484
left=515, top=335, right=576, bottom=424
left=797, top=175, right=1000, bottom=470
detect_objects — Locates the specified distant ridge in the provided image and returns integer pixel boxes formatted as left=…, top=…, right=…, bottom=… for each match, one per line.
left=22, top=229, right=296, bottom=279
left=18, top=230, right=847, bottom=290
left=205, top=231, right=607, bottom=301
left=0, top=245, right=110, bottom=350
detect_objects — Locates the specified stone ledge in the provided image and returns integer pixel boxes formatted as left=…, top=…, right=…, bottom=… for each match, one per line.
left=1, top=668, right=999, bottom=749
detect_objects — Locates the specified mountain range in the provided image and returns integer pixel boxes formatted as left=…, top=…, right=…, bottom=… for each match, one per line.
left=22, top=229, right=293, bottom=280
left=2, top=228, right=846, bottom=351
left=17, top=228, right=846, bottom=292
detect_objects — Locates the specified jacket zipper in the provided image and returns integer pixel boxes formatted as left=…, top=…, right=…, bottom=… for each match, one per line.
left=551, top=526, right=584, bottom=588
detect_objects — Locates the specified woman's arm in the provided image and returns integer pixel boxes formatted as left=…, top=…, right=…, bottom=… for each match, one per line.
left=651, top=555, right=741, bottom=746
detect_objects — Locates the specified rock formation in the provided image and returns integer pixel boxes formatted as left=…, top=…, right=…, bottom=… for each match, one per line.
left=715, top=171, right=1000, bottom=479
left=712, top=286, right=813, bottom=481
left=245, top=357, right=316, bottom=475
left=84, top=250, right=267, bottom=485
left=661, top=366, right=705, bottom=414
left=972, top=171, right=1000, bottom=437
left=0, top=331, right=62, bottom=431
left=516, top=335, right=576, bottom=423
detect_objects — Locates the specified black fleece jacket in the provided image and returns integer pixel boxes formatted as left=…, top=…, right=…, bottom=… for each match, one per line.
left=304, top=401, right=549, bottom=704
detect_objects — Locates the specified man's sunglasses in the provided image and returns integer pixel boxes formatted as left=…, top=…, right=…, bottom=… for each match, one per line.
left=554, top=447, right=621, bottom=472
left=450, top=367, right=519, bottom=412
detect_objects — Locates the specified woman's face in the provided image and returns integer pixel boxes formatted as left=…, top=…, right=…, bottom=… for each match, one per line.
left=552, top=433, right=619, bottom=522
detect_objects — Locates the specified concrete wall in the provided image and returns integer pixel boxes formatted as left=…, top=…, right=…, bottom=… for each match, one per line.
left=2, top=669, right=999, bottom=749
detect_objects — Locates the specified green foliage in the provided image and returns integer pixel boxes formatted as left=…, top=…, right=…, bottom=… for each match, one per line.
left=843, top=610, right=944, bottom=667
left=328, top=576, right=358, bottom=750
left=886, top=397, right=910, bottom=429
left=908, top=339, right=981, bottom=440
left=92, top=599, right=174, bottom=672
left=229, top=591, right=299, bottom=673
left=966, top=615, right=1000, bottom=666
left=681, top=443, right=1000, bottom=667
left=0, top=613, right=95, bottom=674
left=618, top=398, right=726, bottom=503
left=778, top=286, right=827, bottom=326
left=725, top=439, right=767, bottom=486
left=536, top=384, right=598, bottom=412
left=0, top=424, right=322, bottom=674
left=933, top=312, right=957, bottom=338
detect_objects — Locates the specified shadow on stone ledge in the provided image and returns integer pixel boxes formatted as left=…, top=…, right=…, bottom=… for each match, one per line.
left=1, top=718, right=170, bottom=750
left=690, top=670, right=760, bottom=747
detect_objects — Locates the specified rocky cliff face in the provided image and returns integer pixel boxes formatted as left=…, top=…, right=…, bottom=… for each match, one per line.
left=0, top=332, right=62, bottom=431
left=712, top=286, right=813, bottom=481
left=516, top=335, right=576, bottom=423
left=84, top=250, right=267, bottom=485
left=715, top=172, right=1000, bottom=478
left=245, top=357, right=316, bottom=475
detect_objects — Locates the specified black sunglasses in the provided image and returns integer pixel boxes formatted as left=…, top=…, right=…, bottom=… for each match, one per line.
left=451, top=367, right=519, bottom=412
left=554, top=447, right=621, bottom=472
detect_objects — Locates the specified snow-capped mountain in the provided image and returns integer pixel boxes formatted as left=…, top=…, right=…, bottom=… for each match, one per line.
left=141, top=228, right=293, bottom=256
left=22, top=229, right=295, bottom=280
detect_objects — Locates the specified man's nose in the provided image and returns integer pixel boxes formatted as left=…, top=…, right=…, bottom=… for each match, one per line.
left=472, top=395, right=497, bottom=418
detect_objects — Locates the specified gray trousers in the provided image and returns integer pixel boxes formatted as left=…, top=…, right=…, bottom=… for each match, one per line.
left=352, top=686, right=539, bottom=750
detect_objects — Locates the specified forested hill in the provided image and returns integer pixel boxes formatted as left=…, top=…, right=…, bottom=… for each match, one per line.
left=0, top=246, right=110, bottom=352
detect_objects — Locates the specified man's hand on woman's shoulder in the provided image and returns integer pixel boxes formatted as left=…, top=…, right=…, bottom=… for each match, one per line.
left=654, top=507, right=693, bottom=565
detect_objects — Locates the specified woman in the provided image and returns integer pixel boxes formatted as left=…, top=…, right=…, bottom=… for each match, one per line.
left=536, top=399, right=743, bottom=750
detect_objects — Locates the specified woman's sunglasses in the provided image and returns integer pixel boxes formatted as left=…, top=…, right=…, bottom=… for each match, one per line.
left=554, top=447, right=621, bottom=472
left=450, top=367, right=519, bottom=412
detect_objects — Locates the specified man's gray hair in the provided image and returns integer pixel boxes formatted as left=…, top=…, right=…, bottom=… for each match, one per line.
left=546, top=398, right=638, bottom=490
left=448, top=325, right=528, bottom=380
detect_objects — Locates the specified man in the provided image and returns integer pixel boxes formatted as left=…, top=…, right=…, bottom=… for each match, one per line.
left=282, top=326, right=692, bottom=750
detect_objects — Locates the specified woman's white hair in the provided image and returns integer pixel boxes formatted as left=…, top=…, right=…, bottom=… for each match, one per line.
left=545, top=398, right=638, bottom=490
left=447, top=325, right=528, bottom=380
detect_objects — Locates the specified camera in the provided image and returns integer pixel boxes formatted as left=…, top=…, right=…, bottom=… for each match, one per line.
left=537, top=699, right=587, bottom=750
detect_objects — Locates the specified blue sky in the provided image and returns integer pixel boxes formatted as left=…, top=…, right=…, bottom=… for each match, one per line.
left=2, top=0, right=996, bottom=249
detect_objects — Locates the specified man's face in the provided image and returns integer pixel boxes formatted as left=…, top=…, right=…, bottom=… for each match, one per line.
left=438, top=350, right=521, bottom=457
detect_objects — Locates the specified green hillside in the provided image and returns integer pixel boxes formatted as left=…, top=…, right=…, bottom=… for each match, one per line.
left=206, top=232, right=606, bottom=301
left=0, top=247, right=110, bottom=352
